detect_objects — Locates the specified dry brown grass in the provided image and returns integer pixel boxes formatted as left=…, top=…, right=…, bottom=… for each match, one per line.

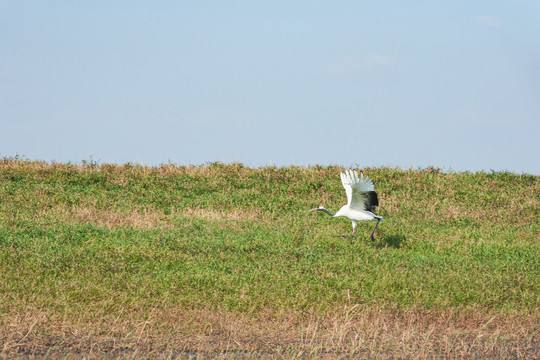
left=9, top=202, right=259, bottom=231
left=55, top=205, right=167, bottom=230
left=1, top=305, right=537, bottom=359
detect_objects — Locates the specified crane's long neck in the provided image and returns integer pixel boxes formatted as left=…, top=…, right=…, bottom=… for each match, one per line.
left=316, top=207, right=335, bottom=217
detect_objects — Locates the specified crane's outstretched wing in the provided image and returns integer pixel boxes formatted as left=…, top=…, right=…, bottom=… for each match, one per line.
left=340, top=170, right=379, bottom=212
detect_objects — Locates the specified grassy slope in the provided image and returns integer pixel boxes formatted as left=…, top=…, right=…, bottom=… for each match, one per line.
left=0, top=159, right=538, bottom=357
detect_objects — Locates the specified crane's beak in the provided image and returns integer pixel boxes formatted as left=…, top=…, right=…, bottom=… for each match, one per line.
left=309, top=207, right=322, bottom=212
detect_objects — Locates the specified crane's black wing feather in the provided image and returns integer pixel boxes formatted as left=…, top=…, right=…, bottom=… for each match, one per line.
left=366, top=191, right=379, bottom=211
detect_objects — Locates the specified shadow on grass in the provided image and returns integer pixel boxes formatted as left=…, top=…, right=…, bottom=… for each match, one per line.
left=375, top=234, right=407, bottom=249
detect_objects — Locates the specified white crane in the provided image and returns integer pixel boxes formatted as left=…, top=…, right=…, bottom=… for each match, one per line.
left=309, top=169, right=383, bottom=240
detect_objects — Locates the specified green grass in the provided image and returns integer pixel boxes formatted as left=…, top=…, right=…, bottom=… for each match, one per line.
left=0, top=159, right=538, bottom=357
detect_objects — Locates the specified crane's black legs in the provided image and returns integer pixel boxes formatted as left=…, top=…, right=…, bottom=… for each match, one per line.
left=370, top=218, right=381, bottom=241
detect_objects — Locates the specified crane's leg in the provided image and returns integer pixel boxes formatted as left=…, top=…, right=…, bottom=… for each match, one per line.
left=370, top=218, right=381, bottom=241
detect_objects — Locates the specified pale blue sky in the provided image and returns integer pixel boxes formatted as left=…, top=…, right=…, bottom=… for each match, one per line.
left=1, top=1, right=539, bottom=173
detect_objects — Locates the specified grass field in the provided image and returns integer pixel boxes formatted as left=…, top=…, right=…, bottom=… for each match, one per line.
left=0, top=158, right=538, bottom=358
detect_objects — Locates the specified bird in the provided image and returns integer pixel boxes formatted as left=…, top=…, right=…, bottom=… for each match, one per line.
left=309, top=169, right=383, bottom=241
